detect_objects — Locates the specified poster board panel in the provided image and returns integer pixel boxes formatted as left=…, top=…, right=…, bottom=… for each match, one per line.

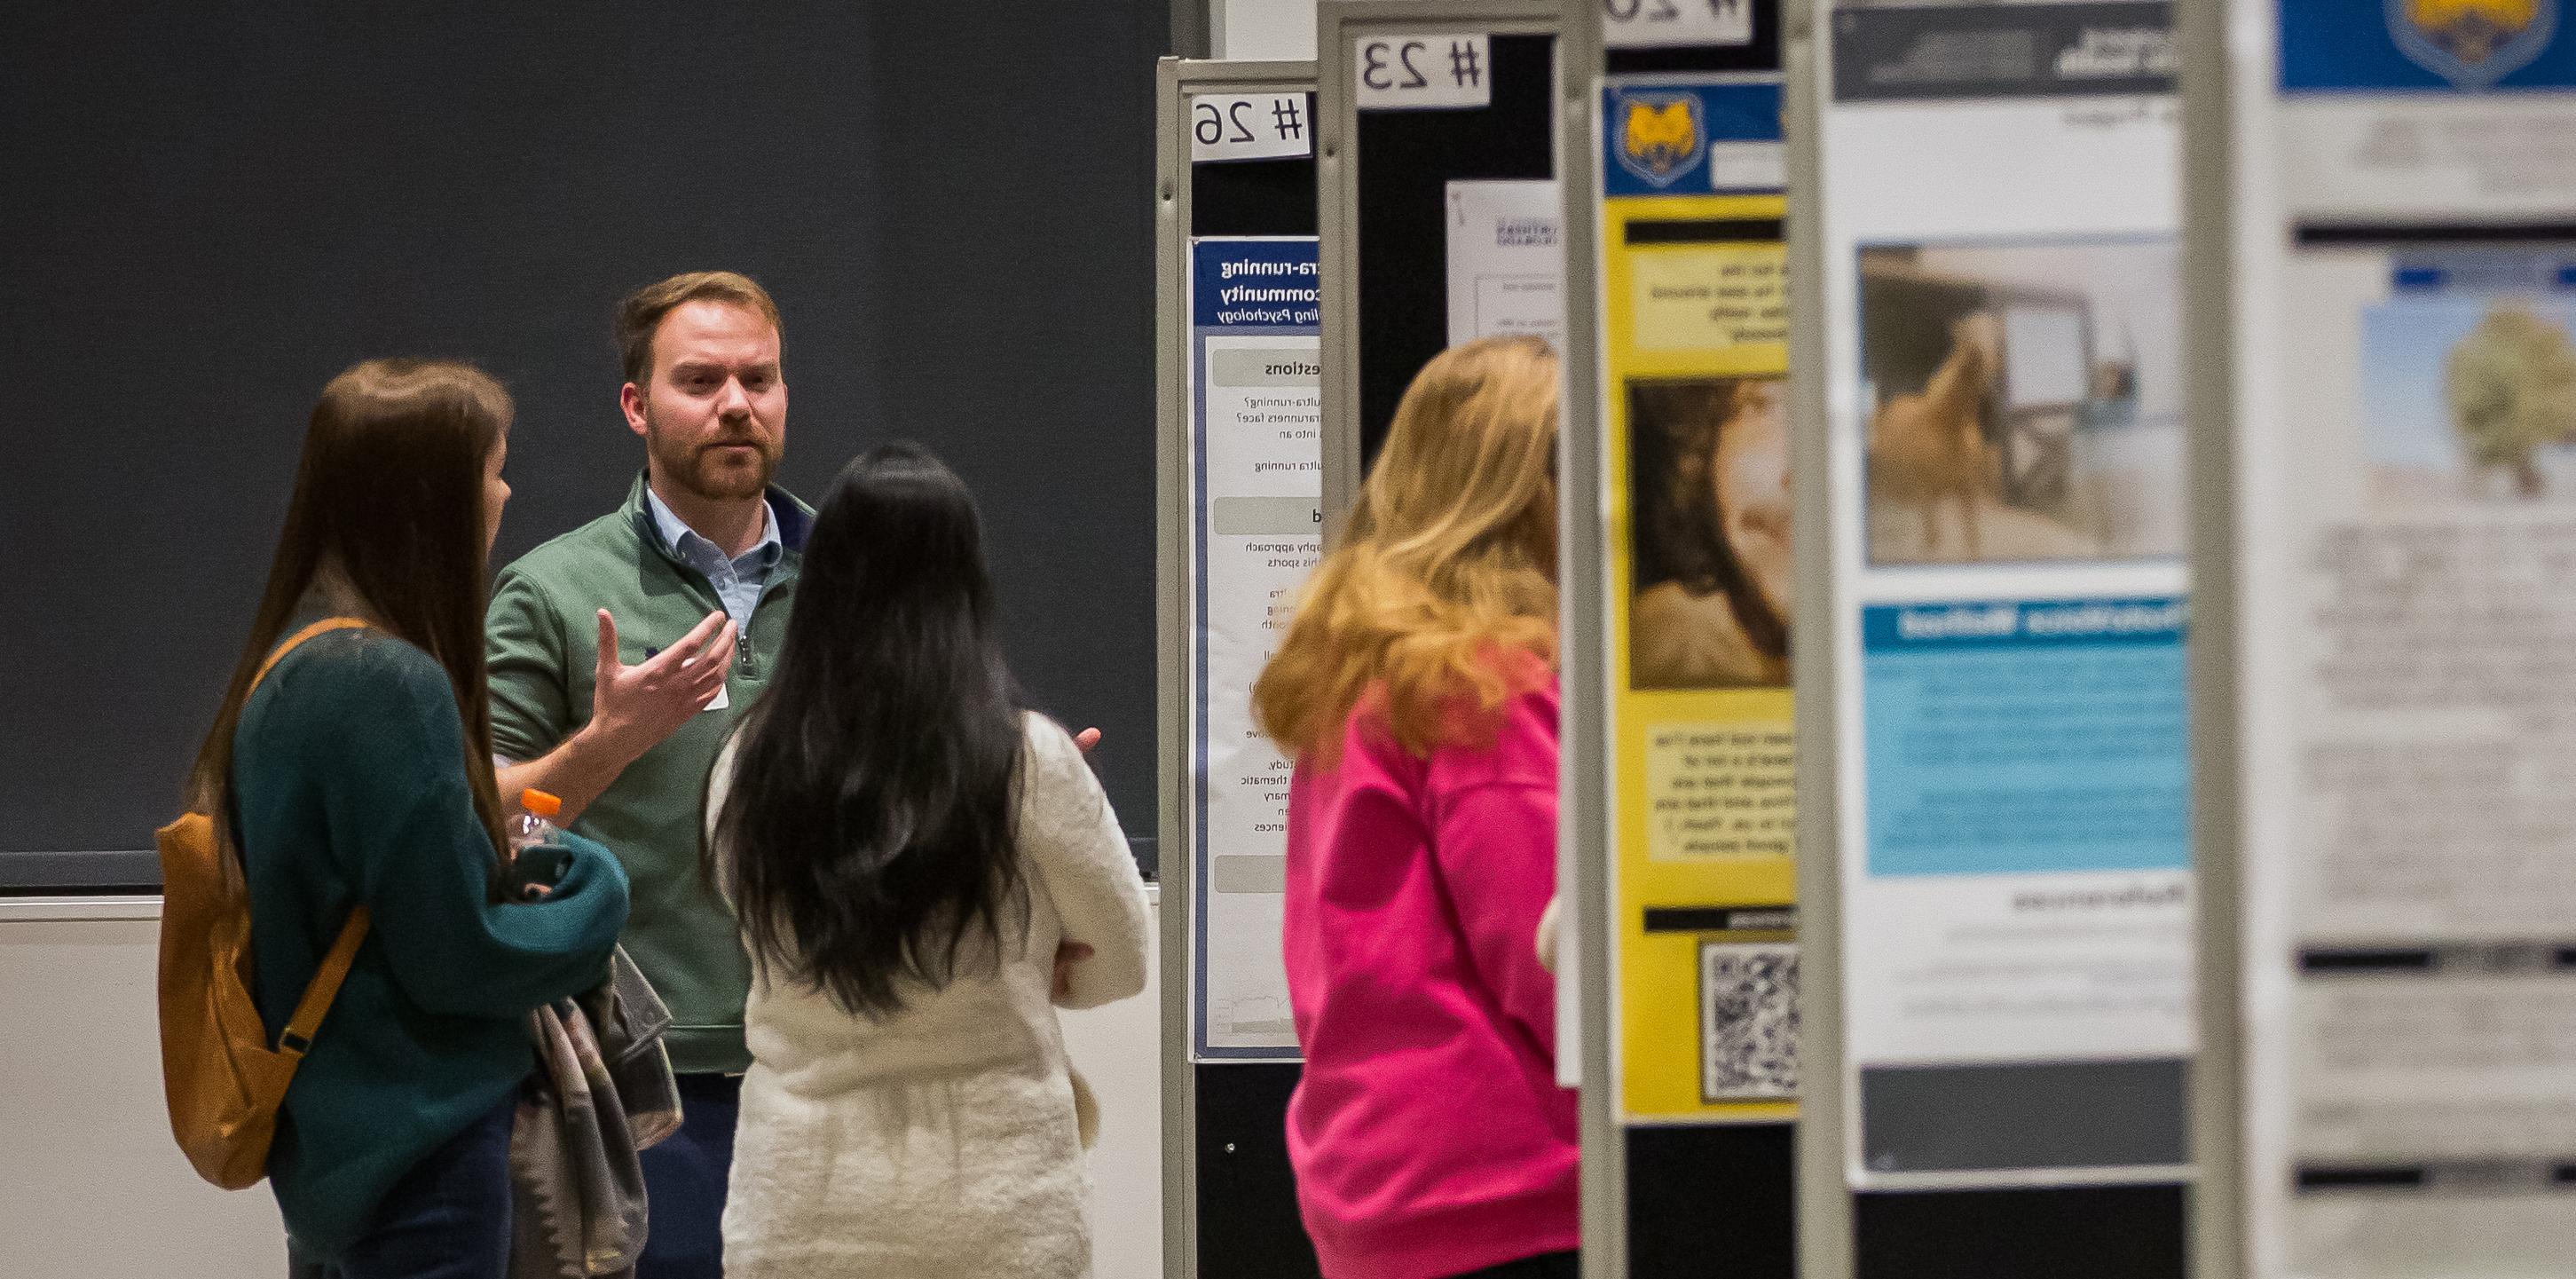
left=1816, top=0, right=2194, bottom=1191
left=1599, top=107, right=1800, bottom=1120
left=1187, top=237, right=1320, bottom=1062
left=2202, top=4, right=2576, bottom=1275
left=1570, top=10, right=1802, bottom=1274
left=1159, top=59, right=1325, bottom=1279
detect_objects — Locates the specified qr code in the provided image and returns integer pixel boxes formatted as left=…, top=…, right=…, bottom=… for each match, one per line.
left=1701, top=942, right=1798, bottom=1102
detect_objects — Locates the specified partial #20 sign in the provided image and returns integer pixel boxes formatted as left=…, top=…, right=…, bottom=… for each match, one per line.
left=1603, top=0, right=1753, bottom=49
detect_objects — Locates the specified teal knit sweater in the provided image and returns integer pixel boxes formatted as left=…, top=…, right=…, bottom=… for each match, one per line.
left=232, top=629, right=628, bottom=1259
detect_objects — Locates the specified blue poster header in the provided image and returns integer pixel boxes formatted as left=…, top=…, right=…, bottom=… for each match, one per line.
left=1191, top=238, right=1319, bottom=329
left=1863, top=597, right=2186, bottom=653
left=2390, top=249, right=2576, bottom=293
left=1601, top=80, right=1783, bottom=198
left=2282, top=0, right=2576, bottom=91
left=1863, top=596, right=2189, bottom=877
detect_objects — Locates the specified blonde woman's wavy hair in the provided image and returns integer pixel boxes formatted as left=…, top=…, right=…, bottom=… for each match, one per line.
left=1253, top=336, right=1560, bottom=762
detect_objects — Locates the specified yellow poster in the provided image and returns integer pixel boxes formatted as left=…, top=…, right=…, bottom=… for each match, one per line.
left=1599, top=80, right=1795, bottom=1123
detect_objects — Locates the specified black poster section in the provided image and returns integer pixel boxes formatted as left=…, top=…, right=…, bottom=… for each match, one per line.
left=1352, top=34, right=1557, bottom=465
left=1850, top=1066, right=2186, bottom=1278
left=1854, top=1185, right=2186, bottom=1279
left=1190, top=130, right=1322, bottom=1279
left=1603, top=0, right=1784, bottom=76
left=1597, top=20, right=1801, bottom=1275
left=1629, top=1125, right=1797, bottom=1276
left=1195, top=1060, right=1319, bottom=1278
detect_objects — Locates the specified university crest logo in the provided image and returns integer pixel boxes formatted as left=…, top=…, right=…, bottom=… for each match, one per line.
left=1615, top=91, right=1705, bottom=189
left=2391, top=0, right=2556, bottom=88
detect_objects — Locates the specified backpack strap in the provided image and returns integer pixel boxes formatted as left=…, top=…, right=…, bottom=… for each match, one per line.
left=277, top=907, right=373, bottom=1056
left=201, top=618, right=372, bottom=817
left=255, top=618, right=372, bottom=691
left=247, top=616, right=377, bottom=1056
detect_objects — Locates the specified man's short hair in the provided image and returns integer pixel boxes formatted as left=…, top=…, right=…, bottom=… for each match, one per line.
left=615, top=271, right=784, bottom=385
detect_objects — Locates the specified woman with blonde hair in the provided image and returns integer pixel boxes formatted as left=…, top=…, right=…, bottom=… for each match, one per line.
left=1252, top=336, right=1576, bottom=1279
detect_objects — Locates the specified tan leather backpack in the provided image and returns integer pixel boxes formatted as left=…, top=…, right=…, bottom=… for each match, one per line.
left=155, top=618, right=374, bottom=1188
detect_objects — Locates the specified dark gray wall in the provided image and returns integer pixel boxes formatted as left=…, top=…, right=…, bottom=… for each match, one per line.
left=0, top=1, right=1163, bottom=883
left=863, top=4, right=1166, bottom=869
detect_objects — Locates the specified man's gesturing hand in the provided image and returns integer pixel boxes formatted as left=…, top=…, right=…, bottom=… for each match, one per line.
left=586, top=609, right=735, bottom=765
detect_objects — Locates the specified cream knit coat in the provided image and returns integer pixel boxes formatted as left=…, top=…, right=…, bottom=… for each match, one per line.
left=707, top=715, right=1152, bottom=1278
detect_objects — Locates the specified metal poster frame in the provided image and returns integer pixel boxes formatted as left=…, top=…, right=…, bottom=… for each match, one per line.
left=2180, top=1, right=2576, bottom=1274
left=1315, top=0, right=1567, bottom=528
left=1782, top=4, right=1854, bottom=1271
left=2176, top=2, right=2243, bottom=1273
left=1548, top=8, right=1619, bottom=1275
left=1155, top=54, right=1321, bottom=1279
left=1562, top=0, right=1813, bottom=1270
left=1794, top=0, right=2198, bottom=1271
left=1313, top=3, right=1580, bottom=1269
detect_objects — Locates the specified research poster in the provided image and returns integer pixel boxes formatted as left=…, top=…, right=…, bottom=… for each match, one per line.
left=2223, top=4, right=2576, bottom=1273
left=1446, top=178, right=1564, bottom=349
left=1597, top=73, right=1799, bottom=1123
left=1817, top=0, right=2194, bottom=1186
left=1188, top=237, right=1320, bottom=1059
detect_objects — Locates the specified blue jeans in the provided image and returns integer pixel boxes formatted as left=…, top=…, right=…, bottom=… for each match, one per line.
left=635, top=1073, right=741, bottom=1279
left=290, top=1093, right=515, bottom=1279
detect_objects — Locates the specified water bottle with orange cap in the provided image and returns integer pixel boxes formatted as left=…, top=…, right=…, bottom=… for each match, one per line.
left=501, top=788, right=571, bottom=901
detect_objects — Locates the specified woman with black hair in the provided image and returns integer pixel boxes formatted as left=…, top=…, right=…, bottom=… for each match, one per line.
left=706, top=444, right=1151, bottom=1279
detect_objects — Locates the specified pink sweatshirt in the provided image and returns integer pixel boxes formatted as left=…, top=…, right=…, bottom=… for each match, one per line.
left=1280, top=682, right=1579, bottom=1279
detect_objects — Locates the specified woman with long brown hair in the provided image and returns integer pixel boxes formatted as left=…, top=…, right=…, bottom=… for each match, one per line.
left=1251, top=336, right=1577, bottom=1279
left=194, top=359, right=629, bottom=1277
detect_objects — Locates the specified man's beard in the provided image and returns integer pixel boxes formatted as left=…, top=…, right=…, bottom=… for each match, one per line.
left=648, top=423, right=776, bottom=501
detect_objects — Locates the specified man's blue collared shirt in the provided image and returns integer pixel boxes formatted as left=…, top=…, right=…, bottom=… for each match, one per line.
left=644, top=486, right=783, bottom=630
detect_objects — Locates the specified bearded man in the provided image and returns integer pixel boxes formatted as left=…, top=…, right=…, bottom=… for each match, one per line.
left=484, top=271, right=803, bottom=1279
